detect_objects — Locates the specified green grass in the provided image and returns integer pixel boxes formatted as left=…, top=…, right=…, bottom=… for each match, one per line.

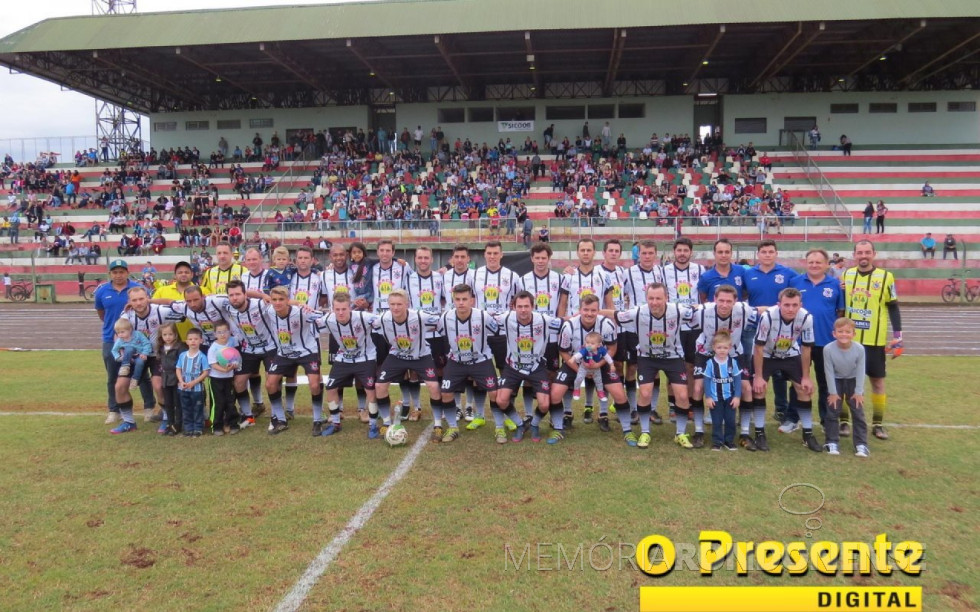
left=0, top=354, right=978, bottom=610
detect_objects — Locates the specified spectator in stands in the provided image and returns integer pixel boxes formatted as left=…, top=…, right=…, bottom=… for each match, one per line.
left=921, top=181, right=935, bottom=197
left=875, top=200, right=888, bottom=234
left=862, top=201, right=874, bottom=233
left=538, top=225, right=550, bottom=243
left=809, top=125, right=821, bottom=150
left=839, top=135, right=852, bottom=156
left=943, top=234, right=958, bottom=260
left=920, top=233, right=936, bottom=258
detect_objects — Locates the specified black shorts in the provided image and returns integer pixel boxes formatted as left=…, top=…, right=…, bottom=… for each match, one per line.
left=680, top=329, right=699, bottom=365
left=372, top=332, right=391, bottom=369
left=637, top=356, right=688, bottom=385
left=762, top=356, right=804, bottom=385
left=544, top=341, right=561, bottom=372
left=864, top=345, right=887, bottom=379
left=146, top=355, right=161, bottom=378
left=555, top=362, right=621, bottom=389
left=427, top=336, right=449, bottom=370
left=324, top=360, right=376, bottom=390
left=239, top=350, right=275, bottom=376
left=377, top=355, right=439, bottom=383
left=488, top=335, right=508, bottom=371
left=615, top=331, right=638, bottom=364
left=693, top=353, right=751, bottom=380
left=441, top=359, right=498, bottom=394
left=268, top=354, right=321, bottom=378
left=498, top=365, right=552, bottom=395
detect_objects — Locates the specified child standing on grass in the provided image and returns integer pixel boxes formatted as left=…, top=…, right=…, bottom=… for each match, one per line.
left=571, top=331, right=614, bottom=401
left=702, top=331, right=742, bottom=451
left=207, top=321, right=241, bottom=436
left=156, top=323, right=185, bottom=437
left=176, top=329, right=209, bottom=438
left=823, top=318, right=869, bottom=457
left=112, top=318, right=152, bottom=390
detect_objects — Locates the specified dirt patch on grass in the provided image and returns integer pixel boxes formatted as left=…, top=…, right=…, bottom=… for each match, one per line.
left=86, top=518, right=104, bottom=528
left=120, top=545, right=156, bottom=569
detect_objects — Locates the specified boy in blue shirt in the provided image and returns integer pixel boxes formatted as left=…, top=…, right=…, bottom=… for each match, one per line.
left=176, top=329, right=210, bottom=437
left=702, top=331, right=742, bottom=451
left=112, top=318, right=152, bottom=390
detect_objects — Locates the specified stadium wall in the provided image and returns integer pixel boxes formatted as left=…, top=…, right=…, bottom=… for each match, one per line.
left=147, top=90, right=979, bottom=153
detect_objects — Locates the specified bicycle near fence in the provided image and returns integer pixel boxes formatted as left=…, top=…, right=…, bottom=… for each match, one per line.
left=941, top=278, right=980, bottom=303
left=7, top=280, right=34, bottom=302
left=82, top=278, right=104, bottom=302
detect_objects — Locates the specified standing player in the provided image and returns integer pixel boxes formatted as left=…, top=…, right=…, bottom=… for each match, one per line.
left=241, top=247, right=270, bottom=295
left=435, top=284, right=502, bottom=443
left=662, top=237, right=705, bottom=422
left=371, top=240, right=411, bottom=315
left=318, top=292, right=380, bottom=438
left=607, top=284, right=694, bottom=449
left=371, top=290, right=442, bottom=440
left=494, top=291, right=563, bottom=443
left=600, top=239, right=630, bottom=432
left=150, top=261, right=198, bottom=343
left=841, top=240, right=903, bottom=440
left=222, top=280, right=276, bottom=428
left=520, top=242, right=563, bottom=419
left=199, top=241, right=244, bottom=295
left=623, top=239, right=665, bottom=425
left=265, top=286, right=325, bottom=435
left=442, top=244, right=477, bottom=421
left=321, top=244, right=356, bottom=304
left=751, top=288, right=818, bottom=452
left=283, top=246, right=324, bottom=419
left=119, top=286, right=183, bottom=423
left=404, top=246, right=445, bottom=422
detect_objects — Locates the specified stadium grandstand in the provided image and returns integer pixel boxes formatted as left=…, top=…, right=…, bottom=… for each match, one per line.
left=1, top=0, right=979, bottom=299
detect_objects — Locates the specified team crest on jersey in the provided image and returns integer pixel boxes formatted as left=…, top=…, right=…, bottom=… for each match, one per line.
left=353, top=324, right=363, bottom=334
left=517, top=336, right=534, bottom=353
left=823, top=288, right=834, bottom=298
left=366, top=376, right=374, bottom=385
left=485, top=377, right=496, bottom=388
left=484, top=285, right=500, bottom=301
left=734, top=277, right=743, bottom=286
left=611, top=285, right=622, bottom=298
left=541, top=381, right=550, bottom=391
left=667, top=320, right=677, bottom=330
left=409, top=324, right=420, bottom=336
left=775, top=274, right=785, bottom=284
left=872, top=281, right=882, bottom=290
left=457, top=335, right=474, bottom=351
left=533, top=325, right=543, bottom=336
left=679, top=372, right=688, bottom=382
left=426, top=368, right=436, bottom=378
left=473, top=324, right=482, bottom=335
left=395, top=336, right=412, bottom=350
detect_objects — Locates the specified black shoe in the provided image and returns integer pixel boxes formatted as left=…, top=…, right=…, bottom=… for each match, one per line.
left=522, top=415, right=533, bottom=429
left=651, top=410, right=663, bottom=425
left=755, top=430, right=770, bottom=452
left=312, top=420, right=323, bottom=437
left=630, top=410, right=639, bottom=425
left=804, top=433, right=822, bottom=452
left=400, top=403, right=410, bottom=420
left=691, top=432, right=705, bottom=449
left=269, top=418, right=289, bottom=435
left=873, top=425, right=889, bottom=440
left=285, top=410, right=295, bottom=421
left=738, top=434, right=757, bottom=452
left=583, top=407, right=594, bottom=424
left=711, top=444, right=723, bottom=451
left=563, top=414, right=574, bottom=429
left=164, top=425, right=178, bottom=437
left=252, top=404, right=266, bottom=420
left=597, top=415, right=611, bottom=432
left=773, top=411, right=786, bottom=424
left=724, top=443, right=738, bottom=451
left=839, top=422, right=851, bottom=437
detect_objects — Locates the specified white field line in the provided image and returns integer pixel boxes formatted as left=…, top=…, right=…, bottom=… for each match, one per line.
left=273, top=424, right=433, bottom=612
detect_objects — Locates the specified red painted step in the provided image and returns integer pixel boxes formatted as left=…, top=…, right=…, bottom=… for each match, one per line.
left=779, top=171, right=980, bottom=179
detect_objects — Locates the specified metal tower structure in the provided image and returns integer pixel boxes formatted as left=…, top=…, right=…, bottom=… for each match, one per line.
left=93, top=0, right=142, bottom=161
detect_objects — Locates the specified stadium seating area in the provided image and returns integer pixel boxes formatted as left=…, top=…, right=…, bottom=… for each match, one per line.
left=2, top=145, right=979, bottom=299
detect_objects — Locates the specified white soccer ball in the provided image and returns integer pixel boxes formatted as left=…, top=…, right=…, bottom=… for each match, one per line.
left=385, top=424, right=408, bottom=447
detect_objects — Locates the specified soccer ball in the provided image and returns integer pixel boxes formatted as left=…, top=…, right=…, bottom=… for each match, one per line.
left=385, top=424, right=408, bottom=447
left=217, top=346, right=241, bottom=368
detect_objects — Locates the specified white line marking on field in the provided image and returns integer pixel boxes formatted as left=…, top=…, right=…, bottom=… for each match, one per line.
left=273, top=424, right=433, bottom=612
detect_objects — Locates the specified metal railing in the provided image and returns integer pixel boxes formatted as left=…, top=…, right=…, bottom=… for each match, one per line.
left=0, top=135, right=149, bottom=165
left=240, top=215, right=854, bottom=244
left=788, top=132, right=852, bottom=237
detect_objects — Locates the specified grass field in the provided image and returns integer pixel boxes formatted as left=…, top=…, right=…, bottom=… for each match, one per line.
left=1, top=352, right=978, bottom=611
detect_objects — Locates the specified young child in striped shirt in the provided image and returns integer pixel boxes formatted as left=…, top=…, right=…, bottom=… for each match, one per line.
left=703, top=331, right=742, bottom=451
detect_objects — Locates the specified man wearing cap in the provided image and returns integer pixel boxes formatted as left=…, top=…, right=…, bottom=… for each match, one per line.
left=94, top=259, right=143, bottom=426
left=151, top=261, right=197, bottom=341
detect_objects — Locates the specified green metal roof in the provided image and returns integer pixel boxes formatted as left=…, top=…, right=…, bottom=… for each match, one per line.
left=2, top=0, right=979, bottom=52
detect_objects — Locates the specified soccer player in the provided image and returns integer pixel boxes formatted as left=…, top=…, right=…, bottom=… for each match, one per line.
left=120, top=285, right=183, bottom=422
left=95, top=259, right=145, bottom=427
left=151, top=261, right=198, bottom=344
left=622, top=239, right=665, bottom=424
left=494, top=291, right=563, bottom=443
left=222, top=280, right=275, bottom=428
left=265, top=286, right=325, bottom=435
left=662, top=237, right=706, bottom=422
left=554, top=294, right=631, bottom=444
left=321, top=243, right=356, bottom=304
left=283, top=246, right=324, bottom=419
left=404, top=246, right=446, bottom=422
left=436, top=284, right=503, bottom=443
left=199, top=241, right=244, bottom=295
left=743, top=239, right=798, bottom=431
left=689, top=284, right=756, bottom=449
left=318, top=292, right=380, bottom=438
left=158, top=285, right=230, bottom=349
left=441, top=244, right=477, bottom=421
left=371, top=240, right=411, bottom=315
left=241, top=247, right=269, bottom=295
left=752, top=288, right=818, bottom=452
left=790, top=249, right=844, bottom=430
left=371, top=290, right=442, bottom=440
left=519, top=242, right=562, bottom=418
left=841, top=240, right=903, bottom=440
left=607, top=283, right=694, bottom=449
left=600, top=239, right=631, bottom=431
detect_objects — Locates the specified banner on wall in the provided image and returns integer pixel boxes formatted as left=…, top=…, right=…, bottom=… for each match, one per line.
left=497, top=120, right=534, bottom=133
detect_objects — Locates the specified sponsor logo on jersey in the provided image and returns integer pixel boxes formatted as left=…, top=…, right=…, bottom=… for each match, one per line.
left=240, top=323, right=255, bottom=336
left=295, top=290, right=309, bottom=304
left=775, top=336, right=793, bottom=351
left=341, top=336, right=358, bottom=349
left=484, top=284, right=500, bottom=302
left=649, top=332, right=666, bottom=346
left=456, top=335, right=474, bottom=351
left=378, top=280, right=393, bottom=295
left=535, top=291, right=551, bottom=309
left=395, top=335, right=412, bottom=350
left=278, top=330, right=292, bottom=344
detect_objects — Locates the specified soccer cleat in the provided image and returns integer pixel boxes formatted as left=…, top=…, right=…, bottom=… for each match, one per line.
left=773, top=411, right=786, bottom=424
left=269, top=419, right=289, bottom=435
left=804, top=433, right=822, bottom=452
left=624, top=432, right=638, bottom=447
left=546, top=431, right=564, bottom=445
left=637, top=432, right=652, bottom=449
left=511, top=422, right=527, bottom=443
left=754, top=431, right=770, bottom=452
left=456, top=407, right=464, bottom=421
left=825, top=443, right=840, bottom=456
left=399, top=403, right=410, bottom=421
left=839, top=422, right=851, bottom=437
left=312, top=421, right=324, bottom=437
left=630, top=410, right=640, bottom=425
left=738, top=435, right=757, bottom=451
left=530, top=425, right=542, bottom=442
left=118, top=364, right=131, bottom=377
left=873, top=425, right=889, bottom=440
left=110, top=421, right=137, bottom=434
left=252, top=404, right=266, bottom=420
left=725, top=443, right=738, bottom=451
left=321, top=423, right=341, bottom=436
left=691, top=432, right=705, bottom=449
left=778, top=421, right=801, bottom=434
left=583, top=407, right=594, bottom=424
left=213, top=429, right=224, bottom=437
left=504, top=418, right=517, bottom=432
left=409, top=408, right=421, bottom=422
left=464, top=406, right=475, bottom=422
left=668, top=408, right=676, bottom=423
left=650, top=410, right=663, bottom=425
left=465, top=416, right=486, bottom=430
left=572, top=390, right=581, bottom=401
left=240, top=416, right=255, bottom=429
left=563, top=414, right=574, bottom=429
left=379, top=425, right=389, bottom=438
left=285, top=410, right=295, bottom=421
left=703, top=411, right=713, bottom=425
left=164, top=425, right=178, bottom=437
left=495, top=428, right=508, bottom=444
left=711, top=443, right=723, bottom=451
left=156, top=423, right=167, bottom=434
left=855, top=445, right=870, bottom=458
left=358, top=409, right=370, bottom=424
left=229, top=426, right=240, bottom=435
left=104, top=412, right=120, bottom=425
left=674, top=433, right=693, bottom=449
left=368, top=422, right=380, bottom=439
left=431, top=426, right=443, bottom=442
left=597, top=415, right=611, bottom=432
left=143, top=409, right=155, bottom=423
left=441, top=427, right=460, bottom=443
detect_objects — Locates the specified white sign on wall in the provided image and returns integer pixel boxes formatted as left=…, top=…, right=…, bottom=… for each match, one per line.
left=497, top=120, right=535, bottom=133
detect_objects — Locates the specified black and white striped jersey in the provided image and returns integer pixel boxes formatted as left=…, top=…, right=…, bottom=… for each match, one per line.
left=754, top=306, right=814, bottom=359
left=168, top=296, right=231, bottom=346
left=436, top=308, right=499, bottom=364
left=271, top=305, right=324, bottom=359
left=406, top=271, right=446, bottom=317
left=242, top=269, right=270, bottom=294
left=319, top=311, right=379, bottom=363
left=599, top=264, right=629, bottom=310
left=442, top=268, right=476, bottom=306
left=623, top=264, right=665, bottom=311
left=371, top=309, right=440, bottom=360
left=662, top=262, right=705, bottom=330
left=473, top=265, right=521, bottom=317
left=497, top=311, right=561, bottom=374
left=321, top=267, right=357, bottom=306
left=220, top=297, right=278, bottom=354
left=615, top=304, right=694, bottom=359
left=521, top=270, right=562, bottom=316
left=558, top=314, right=618, bottom=355
left=371, top=261, right=411, bottom=313
left=692, top=302, right=755, bottom=357
left=121, top=304, right=183, bottom=347
left=289, top=272, right=324, bottom=308
left=560, top=267, right=611, bottom=316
